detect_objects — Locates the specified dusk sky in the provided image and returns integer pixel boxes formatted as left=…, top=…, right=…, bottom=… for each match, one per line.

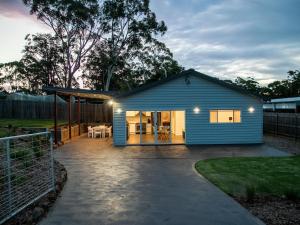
left=0, top=0, right=300, bottom=85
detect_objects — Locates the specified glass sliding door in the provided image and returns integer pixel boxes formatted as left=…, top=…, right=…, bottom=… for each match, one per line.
left=141, top=111, right=155, bottom=144
left=126, top=110, right=185, bottom=145
left=126, top=111, right=140, bottom=144
left=156, top=111, right=171, bottom=144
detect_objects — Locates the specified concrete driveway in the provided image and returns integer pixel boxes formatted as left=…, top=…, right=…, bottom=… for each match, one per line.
left=40, top=137, right=288, bottom=225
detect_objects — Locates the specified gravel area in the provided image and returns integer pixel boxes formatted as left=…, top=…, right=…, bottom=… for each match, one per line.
left=236, top=196, right=300, bottom=225
left=264, top=134, right=300, bottom=155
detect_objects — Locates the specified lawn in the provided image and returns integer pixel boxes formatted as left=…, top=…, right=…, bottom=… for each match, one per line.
left=195, top=156, right=300, bottom=197
left=0, top=119, right=67, bottom=138
left=0, top=119, right=67, bottom=129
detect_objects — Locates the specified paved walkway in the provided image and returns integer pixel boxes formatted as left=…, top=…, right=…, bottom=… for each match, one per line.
left=40, top=137, right=288, bottom=225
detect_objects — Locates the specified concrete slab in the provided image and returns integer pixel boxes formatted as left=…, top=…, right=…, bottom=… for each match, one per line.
left=40, top=137, right=288, bottom=225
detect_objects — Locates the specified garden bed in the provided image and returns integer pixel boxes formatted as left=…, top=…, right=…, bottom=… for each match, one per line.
left=195, top=156, right=300, bottom=225
left=236, top=196, right=300, bottom=225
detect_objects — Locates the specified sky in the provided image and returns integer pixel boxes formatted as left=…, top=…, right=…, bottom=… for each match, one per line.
left=0, top=0, right=300, bottom=85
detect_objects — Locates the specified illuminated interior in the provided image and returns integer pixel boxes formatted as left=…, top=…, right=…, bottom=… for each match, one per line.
left=126, top=110, right=185, bottom=144
left=210, top=110, right=241, bottom=123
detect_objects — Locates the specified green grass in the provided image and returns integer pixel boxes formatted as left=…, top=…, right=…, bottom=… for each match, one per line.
left=195, top=156, right=300, bottom=197
left=0, top=119, right=67, bottom=128
left=0, top=128, right=8, bottom=138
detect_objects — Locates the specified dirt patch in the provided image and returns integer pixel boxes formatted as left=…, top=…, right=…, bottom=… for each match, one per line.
left=236, top=196, right=300, bottom=225
left=3, top=160, right=67, bottom=225
left=264, top=134, right=300, bottom=155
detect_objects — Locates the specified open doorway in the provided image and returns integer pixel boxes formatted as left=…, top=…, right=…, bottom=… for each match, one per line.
left=126, top=110, right=185, bottom=145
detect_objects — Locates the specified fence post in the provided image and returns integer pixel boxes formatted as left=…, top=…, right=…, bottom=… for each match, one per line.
left=5, top=139, right=12, bottom=216
left=276, top=113, right=279, bottom=135
left=49, top=134, right=55, bottom=191
left=295, top=114, right=298, bottom=141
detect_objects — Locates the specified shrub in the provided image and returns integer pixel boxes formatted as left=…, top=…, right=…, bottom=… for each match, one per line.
left=12, top=175, right=27, bottom=185
left=246, top=185, right=256, bottom=202
left=10, top=148, right=30, bottom=159
left=33, top=146, right=44, bottom=158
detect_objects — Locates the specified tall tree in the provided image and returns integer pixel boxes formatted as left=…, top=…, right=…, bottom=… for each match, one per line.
left=82, top=39, right=183, bottom=91
left=0, top=33, right=74, bottom=94
left=23, top=0, right=105, bottom=87
left=101, top=0, right=167, bottom=90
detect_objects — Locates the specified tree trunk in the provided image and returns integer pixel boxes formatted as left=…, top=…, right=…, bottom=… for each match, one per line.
left=105, top=65, right=114, bottom=91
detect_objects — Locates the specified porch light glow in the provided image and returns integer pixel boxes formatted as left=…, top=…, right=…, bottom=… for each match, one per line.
left=116, top=108, right=122, bottom=113
left=248, top=107, right=255, bottom=113
left=108, top=100, right=114, bottom=105
left=193, top=107, right=200, bottom=114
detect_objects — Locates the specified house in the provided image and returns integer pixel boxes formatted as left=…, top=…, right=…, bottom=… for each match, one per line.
left=112, top=69, right=263, bottom=145
left=263, top=97, right=300, bottom=113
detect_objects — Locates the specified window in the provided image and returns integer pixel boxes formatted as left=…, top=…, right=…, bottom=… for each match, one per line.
left=210, top=110, right=241, bottom=123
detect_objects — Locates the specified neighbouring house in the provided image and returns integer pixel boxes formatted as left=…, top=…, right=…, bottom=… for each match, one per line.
left=113, top=69, right=263, bottom=145
left=263, top=97, right=300, bottom=113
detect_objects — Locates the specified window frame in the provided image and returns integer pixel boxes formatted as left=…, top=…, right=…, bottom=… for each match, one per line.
left=209, top=109, right=242, bottom=124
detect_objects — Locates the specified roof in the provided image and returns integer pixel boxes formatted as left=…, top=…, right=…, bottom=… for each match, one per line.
left=42, top=86, right=116, bottom=100
left=117, top=69, right=261, bottom=100
left=6, top=92, right=66, bottom=103
left=270, top=97, right=300, bottom=103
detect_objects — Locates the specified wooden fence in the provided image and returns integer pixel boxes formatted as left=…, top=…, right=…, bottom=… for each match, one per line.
left=0, top=100, right=112, bottom=124
left=264, top=112, right=300, bottom=139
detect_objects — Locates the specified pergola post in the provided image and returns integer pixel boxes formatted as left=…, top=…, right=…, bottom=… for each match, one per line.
left=68, top=95, right=72, bottom=139
left=77, top=96, right=81, bottom=135
left=54, top=91, right=58, bottom=145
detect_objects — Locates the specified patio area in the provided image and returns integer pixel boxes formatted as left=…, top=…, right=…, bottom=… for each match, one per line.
left=41, top=136, right=288, bottom=225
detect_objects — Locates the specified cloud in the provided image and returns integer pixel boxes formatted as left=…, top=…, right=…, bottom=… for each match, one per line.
left=0, top=0, right=30, bottom=18
left=151, top=0, right=300, bottom=84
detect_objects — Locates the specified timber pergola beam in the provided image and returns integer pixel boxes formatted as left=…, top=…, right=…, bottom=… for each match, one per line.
left=42, top=86, right=116, bottom=145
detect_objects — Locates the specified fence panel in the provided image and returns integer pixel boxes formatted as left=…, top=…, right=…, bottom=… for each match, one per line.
left=263, top=112, right=300, bottom=139
left=0, top=100, right=112, bottom=124
left=0, top=132, right=54, bottom=224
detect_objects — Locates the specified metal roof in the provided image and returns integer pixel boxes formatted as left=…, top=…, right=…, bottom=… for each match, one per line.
left=117, top=69, right=261, bottom=100
left=42, top=86, right=116, bottom=100
left=271, top=97, right=300, bottom=103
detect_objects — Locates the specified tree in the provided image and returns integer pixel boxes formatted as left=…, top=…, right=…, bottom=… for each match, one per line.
left=0, top=33, right=75, bottom=94
left=101, top=0, right=168, bottom=90
left=0, top=61, right=29, bottom=93
left=81, top=39, right=183, bottom=91
left=23, top=0, right=105, bottom=88
left=234, top=77, right=261, bottom=95
left=287, top=70, right=300, bottom=96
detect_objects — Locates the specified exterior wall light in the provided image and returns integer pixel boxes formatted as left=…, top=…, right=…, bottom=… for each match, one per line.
left=248, top=107, right=255, bottom=113
left=108, top=100, right=114, bottom=105
left=116, top=108, right=122, bottom=113
left=193, top=107, right=200, bottom=114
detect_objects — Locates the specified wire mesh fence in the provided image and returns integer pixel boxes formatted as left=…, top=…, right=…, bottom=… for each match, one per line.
left=0, top=132, right=55, bottom=224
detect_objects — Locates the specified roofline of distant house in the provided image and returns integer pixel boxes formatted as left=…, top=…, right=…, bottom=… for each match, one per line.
left=117, top=69, right=262, bottom=100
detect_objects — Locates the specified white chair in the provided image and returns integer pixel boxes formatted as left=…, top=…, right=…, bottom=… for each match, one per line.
left=105, top=126, right=112, bottom=138
left=88, top=126, right=93, bottom=138
left=93, top=128, right=103, bottom=138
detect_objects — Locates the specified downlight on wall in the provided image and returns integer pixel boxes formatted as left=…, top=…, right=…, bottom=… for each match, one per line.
left=108, top=99, right=114, bottom=105
left=248, top=107, right=255, bottom=113
left=116, top=108, right=122, bottom=113
left=193, top=107, right=200, bottom=114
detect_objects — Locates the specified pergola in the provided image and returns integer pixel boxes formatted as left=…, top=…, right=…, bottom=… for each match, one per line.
left=43, top=86, right=116, bottom=145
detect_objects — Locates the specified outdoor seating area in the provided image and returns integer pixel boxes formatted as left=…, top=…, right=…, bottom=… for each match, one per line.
left=88, top=125, right=112, bottom=138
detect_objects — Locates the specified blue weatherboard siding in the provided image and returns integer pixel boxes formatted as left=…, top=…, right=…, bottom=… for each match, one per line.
left=113, top=75, right=263, bottom=145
